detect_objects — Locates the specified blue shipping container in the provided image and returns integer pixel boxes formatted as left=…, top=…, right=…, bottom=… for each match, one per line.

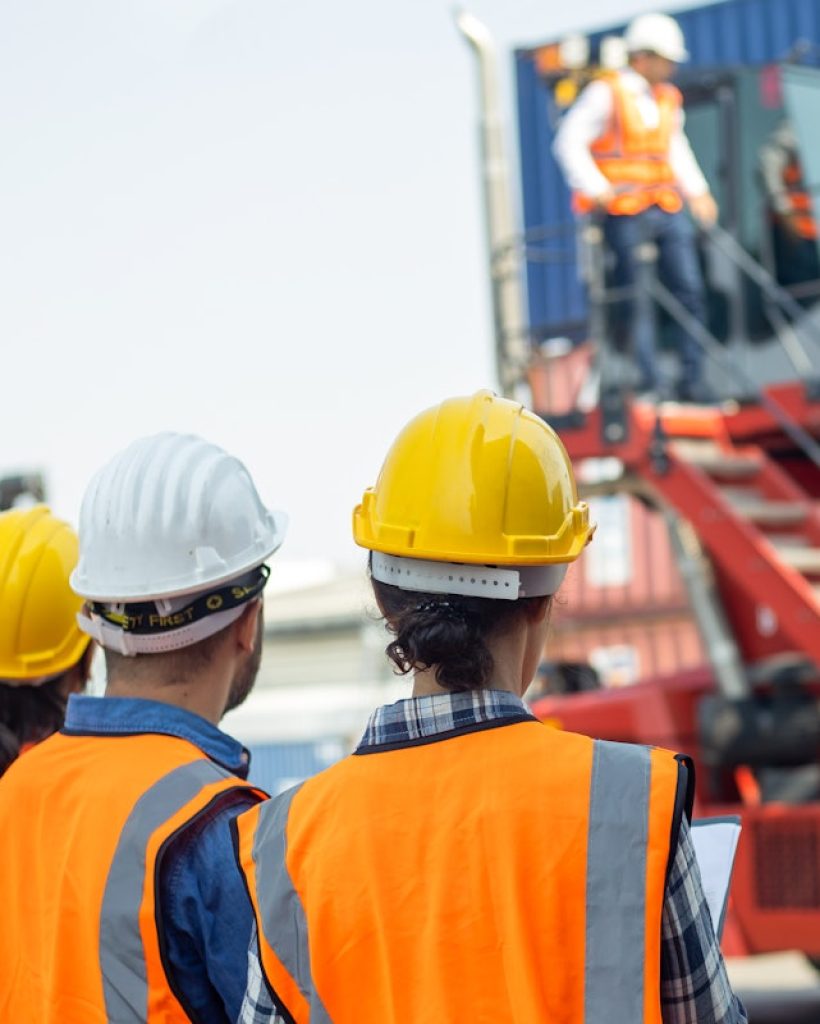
left=515, top=0, right=820, bottom=341
left=247, top=738, right=347, bottom=795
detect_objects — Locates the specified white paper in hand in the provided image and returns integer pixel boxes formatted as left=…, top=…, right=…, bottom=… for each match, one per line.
left=691, top=816, right=742, bottom=940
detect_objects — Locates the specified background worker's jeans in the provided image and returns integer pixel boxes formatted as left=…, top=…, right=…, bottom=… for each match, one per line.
left=603, top=206, right=707, bottom=394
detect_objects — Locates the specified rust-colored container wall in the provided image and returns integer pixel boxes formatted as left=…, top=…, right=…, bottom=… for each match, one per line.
left=546, top=493, right=706, bottom=684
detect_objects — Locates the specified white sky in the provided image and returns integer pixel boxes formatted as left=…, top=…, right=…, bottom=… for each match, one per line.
left=0, top=0, right=676, bottom=572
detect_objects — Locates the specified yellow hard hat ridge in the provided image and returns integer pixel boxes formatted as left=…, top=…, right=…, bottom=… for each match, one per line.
left=353, top=391, right=594, bottom=596
left=0, top=505, right=91, bottom=684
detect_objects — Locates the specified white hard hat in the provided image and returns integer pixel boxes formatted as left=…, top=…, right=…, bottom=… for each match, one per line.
left=625, top=12, right=689, bottom=63
left=71, top=432, right=287, bottom=603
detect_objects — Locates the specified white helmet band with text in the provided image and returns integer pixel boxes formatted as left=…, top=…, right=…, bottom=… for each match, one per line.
left=371, top=552, right=569, bottom=600
left=77, top=565, right=269, bottom=655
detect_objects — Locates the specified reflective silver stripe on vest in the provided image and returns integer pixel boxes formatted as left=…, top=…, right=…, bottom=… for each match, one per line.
left=99, top=759, right=232, bottom=1021
left=252, top=785, right=333, bottom=1023
left=585, top=740, right=651, bottom=1023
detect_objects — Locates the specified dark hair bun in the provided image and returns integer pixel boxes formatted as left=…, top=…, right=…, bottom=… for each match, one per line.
left=372, top=581, right=543, bottom=692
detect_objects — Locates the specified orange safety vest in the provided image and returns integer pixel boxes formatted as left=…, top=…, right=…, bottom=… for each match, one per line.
left=574, top=73, right=684, bottom=217
left=783, top=158, right=818, bottom=239
left=0, top=729, right=265, bottom=1022
left=235, top=720, right=691, bottom=1023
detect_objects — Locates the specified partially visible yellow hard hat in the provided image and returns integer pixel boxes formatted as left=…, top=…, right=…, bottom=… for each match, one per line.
left=354, top=392, right=593, bottom=589
left=0, top=506, right=90, bottom=683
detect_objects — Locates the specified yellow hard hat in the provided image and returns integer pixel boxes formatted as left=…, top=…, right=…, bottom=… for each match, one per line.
left=353, top=391, right=594, bottom=598
left=0, top=506, right=90, bottom=683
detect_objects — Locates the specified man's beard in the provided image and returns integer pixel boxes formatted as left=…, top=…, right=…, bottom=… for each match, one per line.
left=224, top=606, right=264, bottom=714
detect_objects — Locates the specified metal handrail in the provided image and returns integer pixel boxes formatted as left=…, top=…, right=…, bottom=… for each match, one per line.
left=493, top=213, right=820, bottom=464
left=647, top=275, right=820, bottom=468
left=563, top=218, right=820, bottom=464
left=704, top=222, right=820, bottom=377
left=521, top=249, right=579, bottom=264
left=520, top=222, right=579, bottom=243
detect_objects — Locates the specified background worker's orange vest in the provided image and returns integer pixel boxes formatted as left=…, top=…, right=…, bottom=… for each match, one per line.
left=0, top=729, right=264, bottom=1023
left=574, top=73, right=684, bottom=216
left=782, top=158, right=818, bottom=239
left=236, top=720, right=691, bottom=1024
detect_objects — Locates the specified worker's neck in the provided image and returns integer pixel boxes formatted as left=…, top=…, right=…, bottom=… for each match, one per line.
left=628, top=60, right=648, bottom=82
left=628, top=58, right=668, bottom=87
left=411, top=628, right=529, bottom=699
left=104, top=672, right=231, bottom=726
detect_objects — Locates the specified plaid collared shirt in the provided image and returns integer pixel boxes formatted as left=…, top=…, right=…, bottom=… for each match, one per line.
left=238, top=691, right=746, bottom=1024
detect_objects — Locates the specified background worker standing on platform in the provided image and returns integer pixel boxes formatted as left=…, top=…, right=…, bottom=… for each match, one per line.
left=759, top=118, right=820, bottom=291
left=0, top=432, right=286, bottom=1023
left=0, top=506, right=93, bottom=776
left=553, top=12, right=719, bottom=403
left=234, top=391, right=746, bottom=1024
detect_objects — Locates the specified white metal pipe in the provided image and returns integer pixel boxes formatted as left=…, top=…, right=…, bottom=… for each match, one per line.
left=454, top=9, right=529, bottom=397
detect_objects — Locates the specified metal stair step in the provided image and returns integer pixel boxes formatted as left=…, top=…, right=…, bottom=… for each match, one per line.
left=767, top=539, right=820, bottom=575
left=671, top=440, right=761, bottom=478
left=723, top=496, right=809, bottom=526
left=718, top=485, right=764, bottom=502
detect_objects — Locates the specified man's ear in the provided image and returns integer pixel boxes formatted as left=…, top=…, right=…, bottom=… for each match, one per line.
left=235, top=599, right=262, bottom=653
left=58, top=642, right=96, bottom=698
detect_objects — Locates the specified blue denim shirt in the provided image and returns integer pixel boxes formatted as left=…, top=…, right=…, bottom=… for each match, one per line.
left=64, top=695, right=265, bottom=1024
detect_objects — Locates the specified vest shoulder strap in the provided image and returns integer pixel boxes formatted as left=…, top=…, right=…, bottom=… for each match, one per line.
left=101, top=757, right=264, bottom=1022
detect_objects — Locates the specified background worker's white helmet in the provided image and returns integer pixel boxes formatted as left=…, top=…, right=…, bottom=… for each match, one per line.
left=71, top=432, right=287, bottom=602
left=624, top=12, right=689, bottom=63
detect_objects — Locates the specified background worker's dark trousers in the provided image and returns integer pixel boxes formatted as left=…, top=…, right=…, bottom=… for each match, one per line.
left=604, top=205, right=707, bottom=396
